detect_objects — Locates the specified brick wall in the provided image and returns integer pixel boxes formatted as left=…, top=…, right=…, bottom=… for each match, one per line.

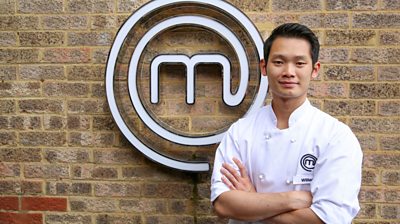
left=0, top=0, right=399, bottom=223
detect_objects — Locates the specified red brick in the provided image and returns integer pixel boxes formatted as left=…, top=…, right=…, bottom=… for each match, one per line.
left=0, top=197, right=19, bottom=210
left=21, top=197, right=67, bottom=211
left=0, top=212, right=42, bottom=224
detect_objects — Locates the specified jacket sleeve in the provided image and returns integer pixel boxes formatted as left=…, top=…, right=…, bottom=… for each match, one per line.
left=310, top=125, right=363, bottom=223
left=210, top=122, right=243, bottom=203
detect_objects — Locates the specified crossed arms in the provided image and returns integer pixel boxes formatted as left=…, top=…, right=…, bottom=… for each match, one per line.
left=213, top=158, right=323, bottom=224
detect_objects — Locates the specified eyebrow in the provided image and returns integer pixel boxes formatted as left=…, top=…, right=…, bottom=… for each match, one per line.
left=270, top=54, right=309, bottom=61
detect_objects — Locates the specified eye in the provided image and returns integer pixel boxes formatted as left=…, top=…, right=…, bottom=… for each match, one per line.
left=296, top=62, right=306, bottom=66
left=273, top=60, right=283, bottom=65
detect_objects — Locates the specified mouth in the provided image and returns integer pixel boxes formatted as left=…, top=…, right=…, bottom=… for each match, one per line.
left=279, top=81, right=299, bottom=88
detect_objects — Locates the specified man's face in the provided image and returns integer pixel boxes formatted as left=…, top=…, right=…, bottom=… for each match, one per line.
left=261, top=37, right=320, bottom=103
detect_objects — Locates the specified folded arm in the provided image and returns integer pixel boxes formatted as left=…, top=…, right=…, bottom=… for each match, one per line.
left=263, top=208, right=323, bottom=224
left=214, top=189, right=313, bottom=221
left=213, top=158, right=313, bottom=221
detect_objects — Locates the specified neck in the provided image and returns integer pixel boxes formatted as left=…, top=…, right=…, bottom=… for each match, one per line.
left=271, top=98, right=306, bottom=129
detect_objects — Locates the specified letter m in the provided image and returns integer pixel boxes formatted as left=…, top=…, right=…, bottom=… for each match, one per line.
left=150, top=54, right=248, bottom=106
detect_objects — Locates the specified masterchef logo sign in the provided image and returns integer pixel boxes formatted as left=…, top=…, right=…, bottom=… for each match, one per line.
left=105, top=0, right=267, bottom=172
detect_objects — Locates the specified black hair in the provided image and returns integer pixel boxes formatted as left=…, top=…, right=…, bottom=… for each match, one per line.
left=263, top=23, right=320, bottom=65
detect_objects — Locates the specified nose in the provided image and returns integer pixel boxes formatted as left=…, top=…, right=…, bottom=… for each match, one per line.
left=283, top=64, right=295, bottom=77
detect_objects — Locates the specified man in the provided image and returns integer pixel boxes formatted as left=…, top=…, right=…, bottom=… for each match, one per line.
left=210, top=23, right=363, bottom=223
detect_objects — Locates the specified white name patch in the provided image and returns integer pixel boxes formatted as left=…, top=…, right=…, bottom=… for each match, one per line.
left=293, top=174, right=314, bottom=185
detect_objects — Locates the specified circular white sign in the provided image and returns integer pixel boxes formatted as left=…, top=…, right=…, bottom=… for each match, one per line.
left=106, top=0, right=268, bottom=172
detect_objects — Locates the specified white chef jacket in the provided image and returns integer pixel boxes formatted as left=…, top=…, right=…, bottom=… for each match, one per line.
left=211, top=99, right=363, bottom=224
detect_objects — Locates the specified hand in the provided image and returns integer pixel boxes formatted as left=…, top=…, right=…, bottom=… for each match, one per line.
left=220, top=157, right=256, bottom=193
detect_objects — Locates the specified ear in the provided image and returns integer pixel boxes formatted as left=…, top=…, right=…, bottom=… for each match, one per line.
left=260, top=59, right=267, bottom=76
left=311, top=61, right=321, bottom=79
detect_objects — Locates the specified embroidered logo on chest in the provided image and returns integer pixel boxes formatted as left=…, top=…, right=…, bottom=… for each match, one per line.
left=300, top=154, right=317, bottom=172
